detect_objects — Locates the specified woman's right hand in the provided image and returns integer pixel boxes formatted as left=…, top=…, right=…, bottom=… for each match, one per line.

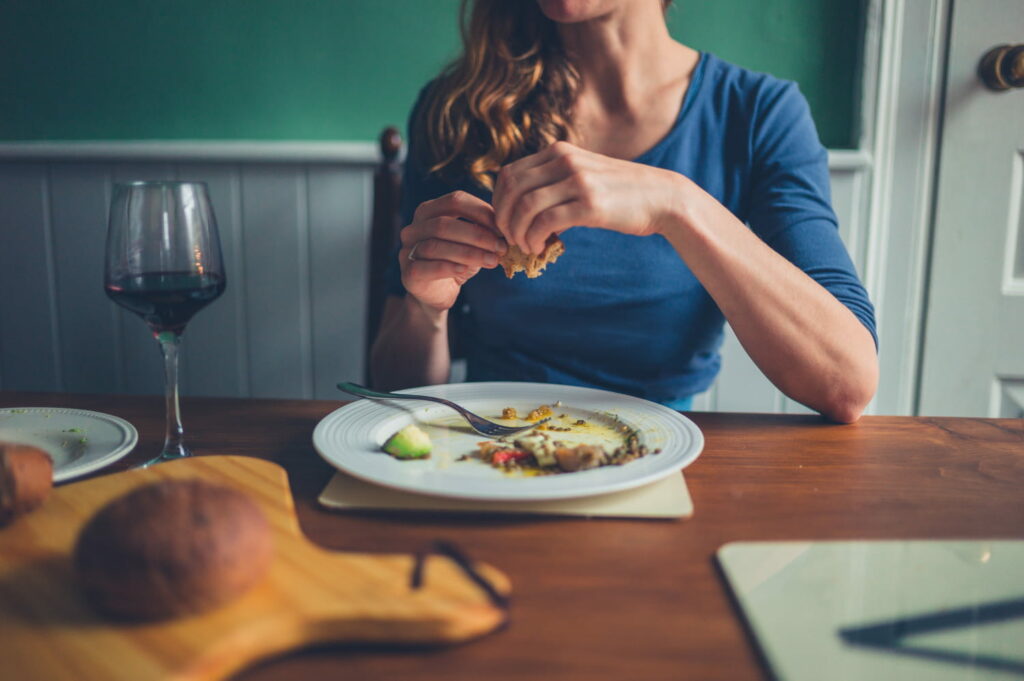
left=399, top=190, right=507, bottom=312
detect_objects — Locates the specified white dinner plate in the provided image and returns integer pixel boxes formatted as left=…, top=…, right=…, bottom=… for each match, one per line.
left=313, top=382, right=704, bottom=501
left=0, top=407, right=138, bottom=482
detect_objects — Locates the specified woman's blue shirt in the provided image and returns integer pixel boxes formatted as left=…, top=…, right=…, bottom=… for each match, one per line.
left=391, top=53, right=877, bottom=405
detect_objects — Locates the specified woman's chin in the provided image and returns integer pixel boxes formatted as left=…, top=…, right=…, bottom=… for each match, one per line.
left=535, top=0, right=618, bottom=24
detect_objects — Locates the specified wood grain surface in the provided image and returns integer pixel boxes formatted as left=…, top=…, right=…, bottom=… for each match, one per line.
left=0, top=453, right=509, bottom=681
left=1, top=392, right=1022, bottom=681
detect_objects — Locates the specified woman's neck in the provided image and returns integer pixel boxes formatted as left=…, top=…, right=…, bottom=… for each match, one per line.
left=557, top=3, right=684, bottom=114
left=554, top=3, right=699, bottom=158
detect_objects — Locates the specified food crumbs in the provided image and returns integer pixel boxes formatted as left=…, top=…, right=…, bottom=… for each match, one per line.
left=501, top=407, right=518, bottom=420
left=526, top=405, right=553, bottom=421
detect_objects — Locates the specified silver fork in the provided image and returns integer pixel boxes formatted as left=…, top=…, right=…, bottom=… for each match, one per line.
left=336, top=382, right=550, bottom=438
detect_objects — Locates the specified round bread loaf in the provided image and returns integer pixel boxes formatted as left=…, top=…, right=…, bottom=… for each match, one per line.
left=0, top=443, right=54, bottom=526
left=73, top=478, right=274, bottom=620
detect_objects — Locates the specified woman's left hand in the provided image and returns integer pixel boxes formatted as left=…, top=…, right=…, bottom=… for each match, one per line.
left=491, top=140, right=685, bottom=254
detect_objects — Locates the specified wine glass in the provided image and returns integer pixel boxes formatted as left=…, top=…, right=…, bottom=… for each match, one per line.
left=104, top=181, right=226, bottom=467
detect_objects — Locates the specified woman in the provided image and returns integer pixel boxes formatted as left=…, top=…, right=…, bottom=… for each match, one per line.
left=371, top=0, right=878, bottom=423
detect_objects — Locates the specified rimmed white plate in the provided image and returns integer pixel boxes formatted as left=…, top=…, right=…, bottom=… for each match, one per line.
left=313, top=382, right=704, bottom=502
left=0, top=407, right=138, bottom=482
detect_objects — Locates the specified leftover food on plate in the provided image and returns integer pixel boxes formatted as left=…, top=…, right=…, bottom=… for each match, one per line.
left=383, top=403, right=658, bottom=476
left=382, top=424, right=432, bottom=460
left=315, top=381, right=704, bottom=501
left=525, top=404, right=552, bottom=421
left=468, top=409, right=656, bottom=474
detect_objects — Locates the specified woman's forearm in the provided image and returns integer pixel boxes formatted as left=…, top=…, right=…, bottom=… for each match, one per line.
left=659, top=175, right=878, bottom=422
left=370, top=295, right=453, bottom=391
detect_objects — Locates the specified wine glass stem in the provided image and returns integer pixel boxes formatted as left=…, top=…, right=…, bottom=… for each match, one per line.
left=157, top=331, right=189, bottom=460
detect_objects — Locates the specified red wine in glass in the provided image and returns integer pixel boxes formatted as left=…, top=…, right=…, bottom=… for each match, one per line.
left=105, top=271, right=226, bottom=336
left=104, top=181, right=226, bottom=466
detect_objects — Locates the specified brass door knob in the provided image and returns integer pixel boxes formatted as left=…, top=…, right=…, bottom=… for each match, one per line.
left=979, top=44, right=1024, bottom=91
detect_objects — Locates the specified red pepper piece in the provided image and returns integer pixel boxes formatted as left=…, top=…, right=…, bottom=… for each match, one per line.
left=490, top=449, right=529, bottom=465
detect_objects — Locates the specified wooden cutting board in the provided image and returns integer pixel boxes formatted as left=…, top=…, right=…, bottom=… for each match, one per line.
left=0, top=455, right=510, bottom=681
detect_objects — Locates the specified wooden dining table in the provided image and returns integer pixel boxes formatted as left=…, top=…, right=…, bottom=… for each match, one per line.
left=2, top=390, right=1022, bottom=681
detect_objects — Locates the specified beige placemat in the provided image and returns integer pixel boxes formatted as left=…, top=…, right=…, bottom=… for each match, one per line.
left=318, top=471, right=693, bottom=519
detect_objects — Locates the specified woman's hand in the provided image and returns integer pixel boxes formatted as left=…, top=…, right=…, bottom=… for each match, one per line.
left=491, top=140, right=685, bottom=254
left=400, top=191, right=507, bottom=312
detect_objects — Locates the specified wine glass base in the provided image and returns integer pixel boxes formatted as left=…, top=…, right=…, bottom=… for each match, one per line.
left=136, top=446, right=194, bottom=469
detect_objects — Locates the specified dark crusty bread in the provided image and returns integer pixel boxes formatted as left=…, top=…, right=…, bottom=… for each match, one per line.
left=0, top=443, right=53, bottom=526
left=499, top=235, right=565, bottom=279
left=73, top=478, right=274, bottom=621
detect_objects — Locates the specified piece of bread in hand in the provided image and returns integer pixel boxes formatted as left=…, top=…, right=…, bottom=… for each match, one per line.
left=499, top=235, right=565, bottom=279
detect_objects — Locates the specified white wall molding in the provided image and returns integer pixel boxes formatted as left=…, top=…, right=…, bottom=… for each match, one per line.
left=0, top=140, right=872, bottom=173
left=0, top=160, right=374, bottom=399
left=827, top=149, right=873, bottom=170
left=0, top=140, right=379, bottom=164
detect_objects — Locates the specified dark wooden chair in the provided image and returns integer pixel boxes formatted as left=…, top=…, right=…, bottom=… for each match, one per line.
left=364, top=127, right=469, bottom=386
left=365, top=127, right=405, bottom=384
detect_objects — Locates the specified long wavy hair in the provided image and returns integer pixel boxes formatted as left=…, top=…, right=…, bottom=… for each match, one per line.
left=419, top=0, right=576, bottom=190
left=422, top=0, right=674, bottom=190
left=421, top=1, right=675, bottom=190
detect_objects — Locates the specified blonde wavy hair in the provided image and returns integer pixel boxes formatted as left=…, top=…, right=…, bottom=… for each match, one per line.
left=422, top=0, right=674, bottom=189
left=420, top=0, right=576, bottom=190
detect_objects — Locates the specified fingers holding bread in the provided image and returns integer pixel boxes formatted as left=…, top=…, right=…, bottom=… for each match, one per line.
left=488, top=143, right=589, bottom=279
left=498, top=236, right=565, bottom=279
left=413, top=190, right=497, bottom=230
left=405, top=181, right=568, bottom=288
left=402, top=256, right=482, bottom=287
left=401, top=216, right=506, bottom=265
left=399, top=190, right=505, bottom=311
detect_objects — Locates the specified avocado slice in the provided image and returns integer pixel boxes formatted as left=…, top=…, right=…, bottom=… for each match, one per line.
left=382, top=424, right=432, bottom=459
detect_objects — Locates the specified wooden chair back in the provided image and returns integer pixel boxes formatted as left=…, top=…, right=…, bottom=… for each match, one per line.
left=365, top=127, right=404, bottom=384
left=365, top=126, right=469, bottom=385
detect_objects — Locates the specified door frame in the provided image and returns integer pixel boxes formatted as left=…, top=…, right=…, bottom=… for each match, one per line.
left=860, top=0, right=950, bottom=414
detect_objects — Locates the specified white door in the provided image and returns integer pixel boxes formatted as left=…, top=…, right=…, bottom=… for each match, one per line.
left=918, top=0, right=1024, bottom=417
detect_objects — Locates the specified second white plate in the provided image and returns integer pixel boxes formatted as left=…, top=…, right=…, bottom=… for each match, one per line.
left=313, top=382, right=703, bottom=501
left=0, top=407, right=138, bottom=482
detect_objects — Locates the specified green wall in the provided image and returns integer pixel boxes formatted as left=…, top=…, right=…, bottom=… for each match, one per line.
left=0, top=0, right=864, bottom=148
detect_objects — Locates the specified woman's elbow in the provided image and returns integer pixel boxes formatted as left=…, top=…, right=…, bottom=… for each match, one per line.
left=820, top=364, right=878, bottom=424
left=822, top=399, right=866, bottom=425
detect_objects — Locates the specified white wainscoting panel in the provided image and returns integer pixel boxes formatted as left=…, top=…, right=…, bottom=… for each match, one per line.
left=49, top=163, right=119, bottom=394
left=0, top=164, right=61, bottom=392
left=307, top=166, right=373, bottom=400
left=0, top=157, right=372, bottom=401
left=0, top=149, right=867, bottom=413
left=240, top=166, right=311, bottom=399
